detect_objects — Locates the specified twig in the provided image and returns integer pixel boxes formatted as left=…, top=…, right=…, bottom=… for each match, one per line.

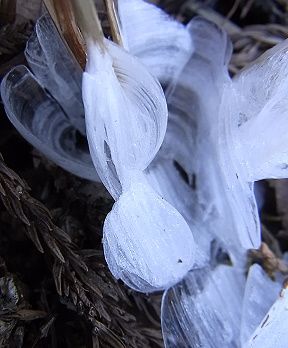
left=104, top=0, right=123, bottom=46
left=43, top=0, right=86, bottom=68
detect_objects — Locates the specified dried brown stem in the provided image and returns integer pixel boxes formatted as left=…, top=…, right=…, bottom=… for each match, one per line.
left=43, top=0, right=87, bottom=69
left=70, top=0, right=105, bottom=50
left=104, top=0, right=123, bottom=46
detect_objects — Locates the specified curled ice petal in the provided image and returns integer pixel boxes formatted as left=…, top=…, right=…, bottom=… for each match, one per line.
left=246, top=286, right=288, bottom=348
left=118, top=0, right=193, bottom=85
left=103, top=179, right=195, bottom=292
left=155, top=17, right=231, bottom=221
left=233, top=39, right=288, bottom=126
left=0, top=65, right=98, bottom=181
left=186, top=18, right=232, bottom=221
left=161, top=265, right=245, bottom=348
left=218, top=85, right=261, bottom=250
left=167, top=18, right=247, bottom=255
left=25, top=15, right=86, bottom=134
left=241, top=264, right=281, bottom=346
left=83, top=40, right=168, bottom=198
left=233, top=40, right=288, bottom=181
left=218, top=40, right=288, bottom=249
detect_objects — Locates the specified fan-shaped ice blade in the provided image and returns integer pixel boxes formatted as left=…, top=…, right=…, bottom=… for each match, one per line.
left=246, top=286, right=288, bottom=348
left=234, top=39, right=288, bottom=125
left=236, top=86, right=288, bottom=181
left=83, top=40, right=168, bottom=198
left=176, top=17, right=232, bottom=198
left=103, top=179, right=195, bottom=292
left=25, top=15, right=86, bottom=134
left=118, top=0, right=193, bottom=85
left=157, top=17, right=231, bottom=206
left=170, top=18, right=252, bottom=253
left=187, top=17, right=232, bottom=77
left=218, top=86, right=261, bottom=250
left=1, top=65, right=98, bottom=181
left=241, top=264, right=281, bottom=346
left=182, top=18, right=260, bottom=250
left=162, top=83, right=198, bottom=178
left=162, top=265, right=245, bottom=348
left=233, top=40, right=288, bottom=181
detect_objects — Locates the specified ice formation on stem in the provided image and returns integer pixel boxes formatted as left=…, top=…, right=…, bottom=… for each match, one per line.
left=0, top=0, right=193, bottom=183
left=0, top=15, right=98, bottom=181
left=0, top=0, right=197, bottom=291
left=156, top=16, right=288, bottom=256
left=3, top=1, right=288, bottom=344
left=160, top=17, right=288, bottom=347
left=75, top=0, right=195, bottom=292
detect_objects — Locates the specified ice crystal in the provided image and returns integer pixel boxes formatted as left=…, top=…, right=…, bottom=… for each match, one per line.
left=83, top=37, right=196, bottom=292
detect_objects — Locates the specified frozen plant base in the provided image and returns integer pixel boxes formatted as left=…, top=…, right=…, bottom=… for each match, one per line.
left=83, top=35, right=196, bottom=292
left=1, top=0, right=198, bottom=293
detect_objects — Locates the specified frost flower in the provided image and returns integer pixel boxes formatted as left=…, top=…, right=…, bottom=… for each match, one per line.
left=0, top=0, right=192, bottom=183
left=160, top=17, right=288, bottom=348
left=76, top=0, right=196, bottom=292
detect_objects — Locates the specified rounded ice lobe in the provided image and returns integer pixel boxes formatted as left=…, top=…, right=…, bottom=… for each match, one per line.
left=103, top=182, right=195, bottom=292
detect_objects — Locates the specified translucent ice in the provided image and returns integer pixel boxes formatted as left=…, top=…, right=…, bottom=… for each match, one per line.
left=0, top=65, right=97, bottom=181
left=161, top=265, right=245, bottom=347
left=218, top=39, right=288, bottom=249
left=163, top=18, right=288, bottom=253
left=245, top=286, right=288, bottom=348
left=233, top=40, right=288, bottom=181
left=25, top=15, right=86, bottom=134
left=160, top=18, right=243, bottom=258
left=240, top=264, right=281, bottom=346
left=1, top=15, right=99, bottom=181
left=118, top=0, right=193, bottom=84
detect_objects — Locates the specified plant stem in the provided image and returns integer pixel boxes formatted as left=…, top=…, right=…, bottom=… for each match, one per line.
left=104, top=0, right=123, bottom=47
left=43, top=0, right=86, bottom=69
left=70, top=0, right=105, bottom=51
